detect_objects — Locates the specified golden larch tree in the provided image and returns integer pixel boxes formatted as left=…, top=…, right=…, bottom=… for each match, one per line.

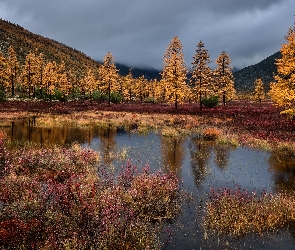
left=214, top=51, right=235, bottom=106
left=56, top=61, right=71, bottom=101
left=269, top=22, right=295, bottom=118
left=122, top=68, right=135, bottom=103
left=254, top=78, right=265, bottom=103
left=161, top=36, right=188, bottom=109
left=135, top=75, right=148, bottom=102
left=21, top=51, right=40, bottom=98
left=43, top=61, right=58, bottom=101
left=83, top=66, right=97, bottom=101
left=6, top=45, right=19, bottom=96
left=190, top=41, right=213, bottom=109
left=98, top=52, right=119, bottom=105
left=0, top=51, right=7, bottom=95
left=36, top=53, right=46, bottom=99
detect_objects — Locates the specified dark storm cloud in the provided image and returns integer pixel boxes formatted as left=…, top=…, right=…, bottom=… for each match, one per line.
left=0, top=0, right=294, bottom=69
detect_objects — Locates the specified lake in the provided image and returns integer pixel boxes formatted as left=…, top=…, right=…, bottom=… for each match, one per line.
left=2, top=119, right=295, bottom=249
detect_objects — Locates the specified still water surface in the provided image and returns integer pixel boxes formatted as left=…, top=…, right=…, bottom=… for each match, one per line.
left=3, top=119, right=295, bottom=249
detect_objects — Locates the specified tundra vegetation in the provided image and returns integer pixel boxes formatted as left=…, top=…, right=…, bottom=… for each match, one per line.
left=0, top=19, right=294, bottom=249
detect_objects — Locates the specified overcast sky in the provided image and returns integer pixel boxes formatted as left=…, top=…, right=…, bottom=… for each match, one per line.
left=0, top=0, right=294, bottom=70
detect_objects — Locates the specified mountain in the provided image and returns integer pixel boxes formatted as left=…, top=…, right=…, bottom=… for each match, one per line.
left=233, top=51, right=281, bottom=92
left=0, top=18, right=160, bottom=80
left=0, top=19, right=98, bottom=73
left=114, top=63, right=161, bottom=80
left=0, top=18, right=280, bottom=90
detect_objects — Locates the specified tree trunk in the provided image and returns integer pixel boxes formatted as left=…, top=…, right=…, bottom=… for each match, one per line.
left=223, top=93, right=226, bottom=106
left=199, top=93, right=203, bottom=110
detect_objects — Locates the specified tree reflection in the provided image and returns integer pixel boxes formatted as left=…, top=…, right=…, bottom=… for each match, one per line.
left=98, top=124, right=117, bottom=165
left=5, top=120, right=95, bottom=147
left=269, top=149, right=295, bottom=193
left=190, top=140, right=212, bottom=187
left=161, top=136, right=184, bottom=177
left=213, top=144, right=231, bottom=169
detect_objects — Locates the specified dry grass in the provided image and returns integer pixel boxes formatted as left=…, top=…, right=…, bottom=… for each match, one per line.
left=202, top=128, right=221, bottom=141
left=0, top=100, right=294, bottom=153
left=204, top=187, right=295, bottom=237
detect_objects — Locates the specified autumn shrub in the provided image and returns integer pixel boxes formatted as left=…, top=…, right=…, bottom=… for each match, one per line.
left=110, top=91, right=122, bottom=103
left=0, top=90, right=5, bottom=101
left=201, top=96, right=219, bottom=108
left=0, top=141, right=182, bottom=249
left=202, top=128, right=220, bottom=140
left=144, top=97, right=157, bottom=103
left=204, top=186, right=295, bottom=237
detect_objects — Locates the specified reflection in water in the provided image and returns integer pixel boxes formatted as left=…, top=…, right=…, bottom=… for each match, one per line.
left=214, top=144, right=231, bottom=169
left=161, top=137, right=184, bottom=177
left=189, top=140, right=212, bottom=187
left=1, top=119, right=295, bottom=249
left=269, top=149, right=295, bottom=193
left=99, top=124, right=117, bottom=164
left=5, top=119, right=94, bottom=147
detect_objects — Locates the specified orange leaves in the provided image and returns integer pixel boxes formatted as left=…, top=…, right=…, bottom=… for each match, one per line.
left=270, top=22, right=295, bottom=118
left=161, top=36, right=188, bottom=109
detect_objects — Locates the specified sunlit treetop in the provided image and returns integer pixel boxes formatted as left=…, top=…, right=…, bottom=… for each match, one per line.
left=270, top=22, right=295, bottom=118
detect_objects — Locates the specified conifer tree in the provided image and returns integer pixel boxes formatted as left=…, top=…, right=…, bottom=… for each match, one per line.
left=254, top=78, right=265, bottom=103
left=98, top=52, right=119, bottom=105
left=161, top=36, right=188, bottom=109
left=135, top=75, right=148, bottom=102
left=21, top=51, right=39, bottom=98
left=269, top=22, right=295, bottom=118
left=122, top=69, right=135, bottom=103
left=56, top=61, right=71, bottom=101
left=190, top=41, right=213, bottom=109
left=83, top=66, right=97, bottom=101
left=6, top=46, right=19, bottom=96
left=43, top=61, right=58, bottom=101
left=0, top=51, right=7, bottom=95
left=214, top=51, right=235, bottom=106
left=36, top=53, right=45, bottom=99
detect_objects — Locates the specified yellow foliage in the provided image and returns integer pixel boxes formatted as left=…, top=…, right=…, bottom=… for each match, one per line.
left=269, top=22, right=295, bottom=117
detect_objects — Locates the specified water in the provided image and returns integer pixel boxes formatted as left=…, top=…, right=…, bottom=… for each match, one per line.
left=2, top=119, right=295, bottom=249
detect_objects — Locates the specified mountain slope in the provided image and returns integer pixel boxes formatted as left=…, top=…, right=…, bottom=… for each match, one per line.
left=0, top=19, right=98, bottom=73
left=233, top=51, right=281, bottom=92
left=115, top=63, right=161, bottom=80
left=0, top=19, right=280, bottom=89
left=0, top=19, right=160, bottom=80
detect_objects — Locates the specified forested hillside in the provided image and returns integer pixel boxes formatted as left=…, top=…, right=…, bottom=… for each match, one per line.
left=0, top=19, right=98, bottom=71
left=233, top=51, right=281, bottom=92
left=0, top=18, right=281, bottom=105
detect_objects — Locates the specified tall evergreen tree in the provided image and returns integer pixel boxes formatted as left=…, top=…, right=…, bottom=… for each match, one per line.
left=161, top=36, right=188, bottom=110
left=57, top=61, right=70, bottom=101
left=21, top=51, right=40, bottom=98
left=122, top=68, right=135, bottom=103
left=269, top=22, right=295, bottom=118
left=98, top=52, right=119, bottom=106
left=190, top=41, right=213, bottom=110
left=0, top=51, right=7, bottom=95
left=254, top=78, right=265, bottom=103
left=36, top=52, right=45, bottom=99
left=6, top=46, right=19, bottom=96
left=43, top=61, right=58, bottom=101
left=83, top=66, right=97, bottom=101
left=214, top=51, right=235, bottom=106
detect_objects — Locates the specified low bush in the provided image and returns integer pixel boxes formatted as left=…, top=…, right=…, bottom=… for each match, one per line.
left=203, top=128, right=220, bottom=140
left=0, top=90, right=6, bottom=101
left=201, top=96, right=219, bottom=108
left=144, top=97, right=157, bottom=103
left=0, top=141, right=182, bottom=249
left=110, top=92, right=122, bottom=103
left=204, top=186, right=295, bottom=237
